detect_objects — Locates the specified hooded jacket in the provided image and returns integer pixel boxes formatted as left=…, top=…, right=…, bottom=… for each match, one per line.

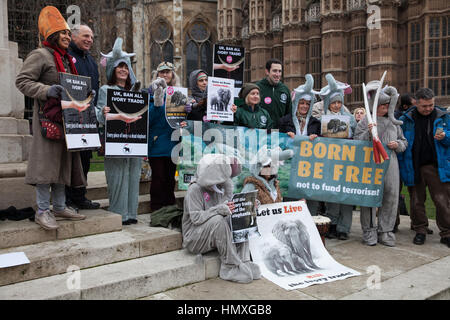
left=187, top=69, right=208, bottom=121
left=398, top=106, right=450, bottom=186
left=182, top=154, right=234, bottom=242
left=256, top=78, right=292, bottom=129
left=278, top=74, right=321, bottom=136
left=315, top=74, right=357, bottom=137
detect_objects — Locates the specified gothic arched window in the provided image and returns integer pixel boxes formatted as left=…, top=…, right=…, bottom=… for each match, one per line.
left=185, top=20, right=213, bottom=86
left=150, top=18, right=174, bottom=72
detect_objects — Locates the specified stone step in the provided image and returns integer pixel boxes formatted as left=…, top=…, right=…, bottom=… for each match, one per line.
left=86, top=179, right=151, bottom=201
left=0, top=162, right=27, bottom=178
left=0, top=209, right=122, bottom=249
left=0, top=214, right=182, bottom=286
left=0, top=249, right=220, bottom=300
left=96, top=192, right=186, bottom=215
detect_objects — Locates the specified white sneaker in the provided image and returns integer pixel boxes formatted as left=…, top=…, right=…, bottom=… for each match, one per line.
left=53, top=207, right=86, bottom=221
left=35, top=210, right=59, bottom=230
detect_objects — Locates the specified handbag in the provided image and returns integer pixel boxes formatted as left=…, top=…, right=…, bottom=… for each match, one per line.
left=38, top=99, right=64, bottom=141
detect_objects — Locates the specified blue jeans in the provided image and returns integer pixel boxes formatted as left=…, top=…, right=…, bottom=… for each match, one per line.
left=36, top=183, right=65, bottom=212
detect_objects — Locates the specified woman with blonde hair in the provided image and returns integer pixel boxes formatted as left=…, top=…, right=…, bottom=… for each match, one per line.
left=353, top=107, right=366, bottom=123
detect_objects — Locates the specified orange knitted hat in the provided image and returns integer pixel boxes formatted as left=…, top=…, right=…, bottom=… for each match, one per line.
left=38, top=6, right=70, bottom=40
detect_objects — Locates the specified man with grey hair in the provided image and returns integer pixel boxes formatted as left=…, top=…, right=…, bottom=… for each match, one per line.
left=66, top=23, right=100, bottom=210
left=398, top=88, right=450, bottom=248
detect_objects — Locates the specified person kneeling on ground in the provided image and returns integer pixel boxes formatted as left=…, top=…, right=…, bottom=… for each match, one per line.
left=182, top=154, right=261, bottom=283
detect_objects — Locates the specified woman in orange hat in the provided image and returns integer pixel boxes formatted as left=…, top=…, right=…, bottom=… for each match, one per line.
left=16, top=6, right=86, bottom=231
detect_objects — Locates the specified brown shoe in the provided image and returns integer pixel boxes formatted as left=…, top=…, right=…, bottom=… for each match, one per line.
left=35, top=210, right=59, bottom=230
left=53, top=207, right=86, bottom=221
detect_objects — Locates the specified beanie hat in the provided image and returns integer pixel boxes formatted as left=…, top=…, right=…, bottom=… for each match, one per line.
left=38, top=6, right=70, bottom=41
left=239, top=83, right=260, bottom=100
left=329, top=92, right=343, bottom=104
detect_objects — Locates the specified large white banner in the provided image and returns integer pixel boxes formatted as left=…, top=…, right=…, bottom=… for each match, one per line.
left=249, top=201, right=360, bottom=290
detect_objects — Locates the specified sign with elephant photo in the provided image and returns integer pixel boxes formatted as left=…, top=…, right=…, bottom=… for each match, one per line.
left=230, top=190, right=260, bottom=244
left=321, top=115, right=351, bottom=139
left=165, top=86, right=188, bottom=128
left=249, top=201, right=360, bottom=290
left=206, top=76, right=235, bottom=122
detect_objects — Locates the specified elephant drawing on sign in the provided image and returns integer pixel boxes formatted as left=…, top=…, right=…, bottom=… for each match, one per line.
left=263, top=242, right=310, bottom=276
left=272, top=220, right=320, bottom=271
left=327, top=118, right=348, bottom=133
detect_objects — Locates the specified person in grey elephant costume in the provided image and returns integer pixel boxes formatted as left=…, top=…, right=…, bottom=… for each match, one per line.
left=354, top=81, right=408, bottom=246
left=182, top=154, right=261, bottom=283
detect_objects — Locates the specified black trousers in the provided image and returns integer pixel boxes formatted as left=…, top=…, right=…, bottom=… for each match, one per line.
left=66, top=150, right=92, bottom=203
left=148, top=157, right=176, bottom=211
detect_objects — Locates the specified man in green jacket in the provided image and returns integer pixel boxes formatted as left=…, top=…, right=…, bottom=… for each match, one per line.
left=256, top=59, right=292, bottom=129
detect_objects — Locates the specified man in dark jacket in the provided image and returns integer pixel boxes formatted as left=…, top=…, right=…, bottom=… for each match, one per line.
left=66, top=24, right=100, bottom=210
left=398, top=88, right=450, bottom=247
left=256, top=59, right=292, bottom=129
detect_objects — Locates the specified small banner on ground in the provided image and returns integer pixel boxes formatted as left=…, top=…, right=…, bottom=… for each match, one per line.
left=206, top=77, right=235, bottom=121
left=213, top=44, right=245, bottom=97
left=60, top=73, right=100, bottom=150
left=105, top=88, right=149, bottom=157
left=249, top=201, right=360, bottom=290
left=230, top=190, right=259, bottom=243
left=287, top=136, right=390, bottom=207
left=165, top=86, right=188, bottom=128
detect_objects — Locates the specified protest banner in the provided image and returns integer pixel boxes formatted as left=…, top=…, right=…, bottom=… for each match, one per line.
left=165, top=86, right=188, bottom=128
left=212, top=44, right=245, bottom=97
left=105, top=88, right=149, bottom=157
left=206, top=77, right=235, bottom=121
left=60, top=72, right=100, bottom=150
left=287, top=136, right=390, bottom=207
left=249, top=200, right=360, bottom=290
left=174, top=120, right=293, bottom=194
left=230, top=190, right=259, bottom=243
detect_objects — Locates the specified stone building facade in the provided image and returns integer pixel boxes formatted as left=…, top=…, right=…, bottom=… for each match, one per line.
left=7, top=0, right=450, bottom=115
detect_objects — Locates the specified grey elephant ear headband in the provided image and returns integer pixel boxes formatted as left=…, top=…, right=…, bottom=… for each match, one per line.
left=292, top=74, right=320, bottom=102
left=100, top=37, right=135, bottom=61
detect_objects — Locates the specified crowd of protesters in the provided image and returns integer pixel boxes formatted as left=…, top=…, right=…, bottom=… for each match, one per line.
left=12, top=5, right=449, bottom=285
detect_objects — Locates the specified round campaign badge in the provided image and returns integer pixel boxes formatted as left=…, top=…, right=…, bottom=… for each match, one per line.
left=167, top=86, right=174, bottom=96
left=264, top=97, right=272, bottom=105
left=203, top=192, right=211, bottom=202
left=226, top=56, right=233, bottom=63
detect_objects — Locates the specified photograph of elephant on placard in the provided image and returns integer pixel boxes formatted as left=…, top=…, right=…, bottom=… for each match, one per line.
left=321, top=115, right=351, bottom=138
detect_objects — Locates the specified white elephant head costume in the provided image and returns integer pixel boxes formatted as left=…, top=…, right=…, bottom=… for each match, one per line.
left=101, top=37, right=137, bottom=87
left=291, top=74, right=320, bottom=136
left=319, top=73, right=352, bottom=114
left=365, top=79, right=403, bottom=126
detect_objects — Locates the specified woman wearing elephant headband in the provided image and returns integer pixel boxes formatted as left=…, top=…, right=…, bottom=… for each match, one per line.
left=315, top=74, right=357, bottom=241
left=182, top=154, right=261, bottom=284
left=354, top=80, right=407, bottom=247
left=279, top=74, right=323, bottom=216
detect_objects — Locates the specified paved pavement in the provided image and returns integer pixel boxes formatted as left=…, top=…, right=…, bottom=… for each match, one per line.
left=142, top=213, right=450, bottom=300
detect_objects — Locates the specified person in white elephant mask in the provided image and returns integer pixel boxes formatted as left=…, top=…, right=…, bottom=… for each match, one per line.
left=354, top=82, right=408, bottom=246
left=182, top=154, right=261, bottom=283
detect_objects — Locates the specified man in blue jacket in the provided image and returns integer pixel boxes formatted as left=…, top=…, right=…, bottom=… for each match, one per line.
left=66, top=24, right=100, bottom=210
left=398, top=88, right=450, bottom=247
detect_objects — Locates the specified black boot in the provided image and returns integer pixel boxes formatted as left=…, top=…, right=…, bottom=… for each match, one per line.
left=326, top=224, right=337, bottom=239
left=398, top=195, right=409, bottom=216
